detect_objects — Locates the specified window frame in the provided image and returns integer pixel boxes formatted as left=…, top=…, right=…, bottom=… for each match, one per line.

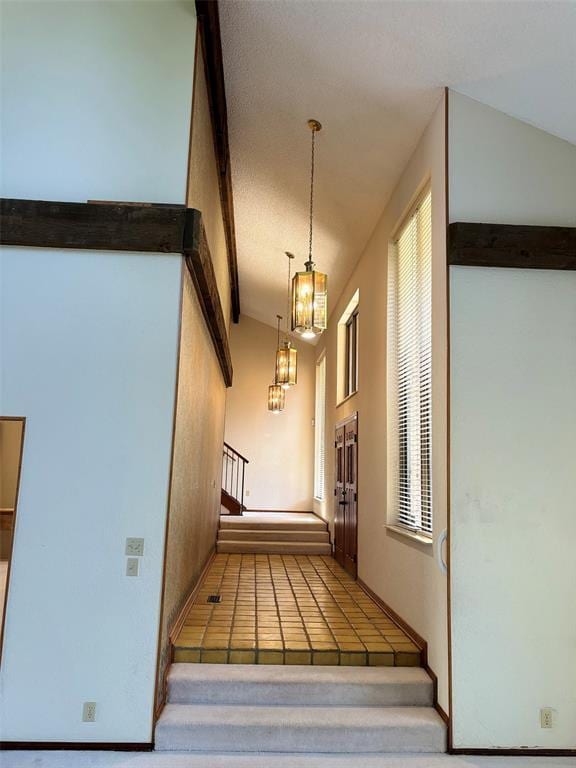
left=344, top=306, right=359, bottom=399
left=387, top=187, right=433, bottom=540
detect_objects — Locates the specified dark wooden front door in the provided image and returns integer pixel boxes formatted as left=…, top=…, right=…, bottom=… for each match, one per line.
left=334, top=414, right=358, bottom=578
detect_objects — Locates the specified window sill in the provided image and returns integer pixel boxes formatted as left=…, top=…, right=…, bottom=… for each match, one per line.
left=386, top=524, right=433, bottom=546
left=336, top=390, right=358, bottom=408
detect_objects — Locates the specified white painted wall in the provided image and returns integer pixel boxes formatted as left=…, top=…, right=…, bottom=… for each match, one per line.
left=314, top=95, right=450, bottom=711
left=0, top=0, right=196, bottom=742
left=0, top=248, right=181, bottom=741
left=450, top=92, right=576, bottom=226
left=225, top=315, right=315, bottom=511
left=449, top=91, right=576, bottom=749
left=0, top=0, right=196, bottom=204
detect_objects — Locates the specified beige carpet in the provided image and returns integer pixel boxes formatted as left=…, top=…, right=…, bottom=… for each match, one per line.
left=3, top=752, right=575, bottom=767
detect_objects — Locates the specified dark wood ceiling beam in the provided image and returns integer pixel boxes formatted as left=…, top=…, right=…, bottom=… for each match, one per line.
left=0, top=198, right=233, bottom=387
left=449, top=222, right=576, bottom=270
left=0, top=198, right=188, bottom=253
left=196, top=0, right=240, bottom=323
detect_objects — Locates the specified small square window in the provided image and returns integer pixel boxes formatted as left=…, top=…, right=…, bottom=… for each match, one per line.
left=344, top=308, right=358, bottom=398
left=337, top=290, right=359, bottom=404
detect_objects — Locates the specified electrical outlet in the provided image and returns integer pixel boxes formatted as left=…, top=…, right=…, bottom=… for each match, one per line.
left=125, top=537, right=144, bottom=557
left=126, top=557, right=139, bottom=577
left=82, top=702, right=97, bottom=722
left=245, top=489, right=250, bottom=497
left=540, top=708, right=554, bottom=729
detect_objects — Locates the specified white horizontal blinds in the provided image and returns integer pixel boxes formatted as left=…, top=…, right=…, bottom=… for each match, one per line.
left=314, top=356, right=326, bottom=499
left=394, top=190, right=432, bottom=535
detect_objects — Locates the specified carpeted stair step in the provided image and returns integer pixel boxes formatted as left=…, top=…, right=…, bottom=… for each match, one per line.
left=216, top=539, right=332, bottom=555
left=155, top=703, right=446, bottom=753
left=218, top=528, right=330, bottom=543
left=167, top=664, right=434, bottom=707
left=219, top=517, right=327, bottom=532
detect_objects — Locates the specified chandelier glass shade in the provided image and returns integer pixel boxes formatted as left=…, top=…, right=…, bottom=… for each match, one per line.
left=292, top=261, right=327, bottom=339
left=275, top=340, right=297, bottom=389
left=267, top=383, right=285, bottom=413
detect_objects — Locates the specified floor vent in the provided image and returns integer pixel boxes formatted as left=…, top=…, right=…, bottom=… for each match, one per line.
left=207, top=595, right=221, bottom=604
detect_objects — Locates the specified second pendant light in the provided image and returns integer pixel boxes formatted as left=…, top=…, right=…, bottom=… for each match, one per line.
left=268, top=314, right=286, bottom=413
left=275, top=253, right=297, bottom=389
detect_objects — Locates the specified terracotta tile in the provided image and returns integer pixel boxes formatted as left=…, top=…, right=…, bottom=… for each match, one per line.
left=340, top=651, right=367, bottom=666
left=201, top=637, right=229, bottom=649
left=201, top=650, right=228, bottom=663
left=229, top=638, right=256, bottom=649
left=229, top=650, right=256, bottom=664
left=368, top=652, right=395, bottom=667
left=395, top=651, right=421, bottom=666
left=283, top=640, right=310, bottom=651
left=309, top=640, right=337, bottom=651
left=390, top=642, right=420, bottom=652
left=173, top=649, right=201, bottom=662
left=312, top=651, right=340, bottom=665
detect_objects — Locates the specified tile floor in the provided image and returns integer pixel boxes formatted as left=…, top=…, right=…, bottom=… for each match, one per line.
left=173, top=554, right=421, bottom=666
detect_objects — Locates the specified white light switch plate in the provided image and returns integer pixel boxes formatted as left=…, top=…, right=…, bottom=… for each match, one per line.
left=125, top=537, right=144, bottom=556
left=82, top=702, right=97, bottom=722
left=126, top=557, right=139, bottom=577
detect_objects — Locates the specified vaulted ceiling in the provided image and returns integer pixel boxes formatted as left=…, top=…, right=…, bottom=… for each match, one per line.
left=219, top=0, right=576, bottom=330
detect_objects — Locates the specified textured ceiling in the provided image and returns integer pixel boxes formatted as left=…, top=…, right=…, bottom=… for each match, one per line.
left=219, top=0, right=576, bottom=331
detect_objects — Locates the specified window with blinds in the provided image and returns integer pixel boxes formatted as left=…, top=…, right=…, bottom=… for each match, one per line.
left=314, top=355, right=326, bottom=500
left=388, top=189, right=432, bottom=536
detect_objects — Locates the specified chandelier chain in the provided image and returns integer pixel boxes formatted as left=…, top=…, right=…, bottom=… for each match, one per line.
left=286, top=256, right=291, bottom=337
left=308, top=126, right=315, bottom=261
left=274, top=314, right=282, bottom=381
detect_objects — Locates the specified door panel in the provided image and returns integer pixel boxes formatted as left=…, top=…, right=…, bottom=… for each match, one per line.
left=344, top=419, right=358, bottom=577
left=334, top=425, right=345, bottom=568
left=334, top=415, right=358, bottom=578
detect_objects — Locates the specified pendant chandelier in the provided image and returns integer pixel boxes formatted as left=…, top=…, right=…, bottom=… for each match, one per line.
left=291, top=119, right=327, bottom=340
left=275, top=254, right=297, bottom=389
left=268, top=316, right=286, bottom=413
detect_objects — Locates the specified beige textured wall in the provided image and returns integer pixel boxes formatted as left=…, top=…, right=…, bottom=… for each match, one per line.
left=314, top=96, right=449, bottom=711
left=187, top=45, right=230, bottom=329
left=156, top=36, right=231, bottom=704
left=0, top=419, right=24, bottom=560
left=0, top=419, right=23, bottom=510
left=225, top=315, right=315, bottom=511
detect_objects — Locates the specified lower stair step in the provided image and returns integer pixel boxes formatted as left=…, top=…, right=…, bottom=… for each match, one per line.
left=155, top=703, right=446, bottom=753
left=218, top=528, right=330, bottom=542
left=167, top=664, right=434, bottom=707
left=216, top=540, right=332, bottom=555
